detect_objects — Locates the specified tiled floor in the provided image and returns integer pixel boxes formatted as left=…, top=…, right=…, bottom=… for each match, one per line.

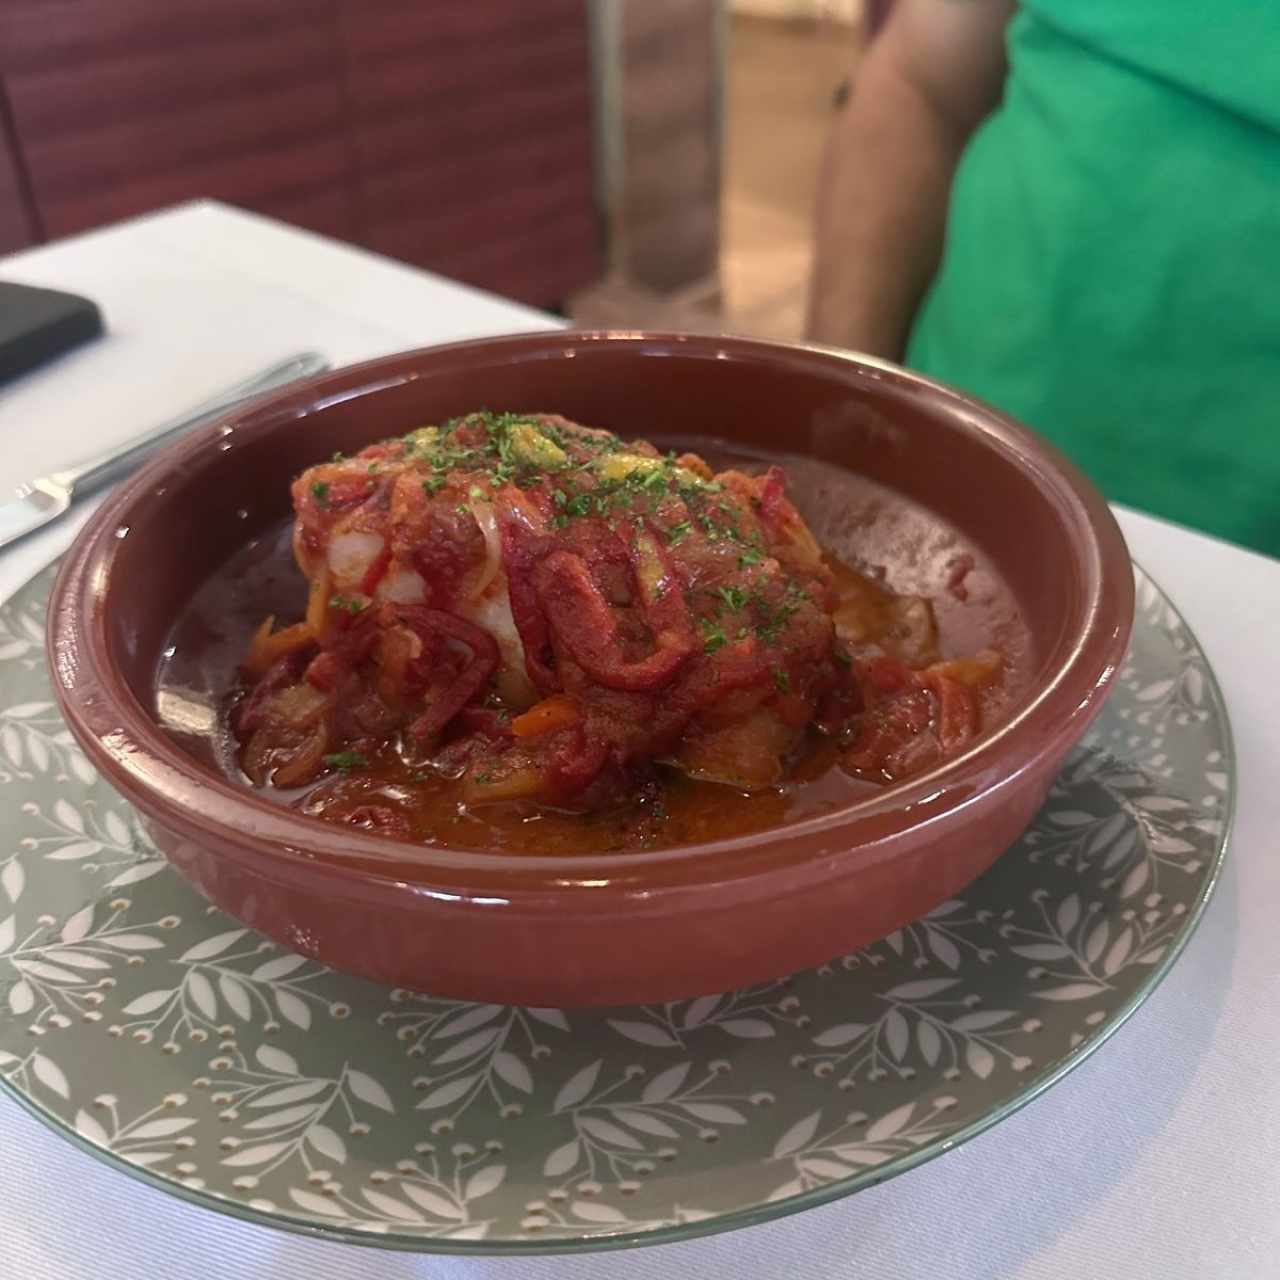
left=721, top=15, right=860, bottom=340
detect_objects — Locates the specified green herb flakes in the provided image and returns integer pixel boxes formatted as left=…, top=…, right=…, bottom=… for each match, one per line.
left=323, top=751, right=368, bottom=772
left=701, top=620, right=727, bottom=654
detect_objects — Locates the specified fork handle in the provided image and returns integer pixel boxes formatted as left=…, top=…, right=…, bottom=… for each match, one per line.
left=54, top=352, right=329, bottom=496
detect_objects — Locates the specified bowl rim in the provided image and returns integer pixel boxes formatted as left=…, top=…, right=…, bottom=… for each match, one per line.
left=47, top=330, right=1134, bottom=899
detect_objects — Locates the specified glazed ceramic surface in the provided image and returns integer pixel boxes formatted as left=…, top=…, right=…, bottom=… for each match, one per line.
left=44, top=334, right=1134, bottom=1004
left=3, top=560, right=1229, bottom=1251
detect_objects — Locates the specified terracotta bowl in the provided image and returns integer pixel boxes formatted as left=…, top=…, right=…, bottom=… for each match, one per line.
left=47, top=333, right=1133, bottom=1005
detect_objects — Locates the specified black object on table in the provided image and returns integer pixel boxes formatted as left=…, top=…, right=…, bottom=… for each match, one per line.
left=0, top=281, right=103, bottom=384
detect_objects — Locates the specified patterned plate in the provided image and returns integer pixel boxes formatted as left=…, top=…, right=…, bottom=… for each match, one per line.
left=0, top=563, right=1230, bottom=1254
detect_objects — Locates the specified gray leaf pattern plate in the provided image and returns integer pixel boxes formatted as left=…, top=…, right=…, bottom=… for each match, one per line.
left=0, top=563, right=1230, bottom=1253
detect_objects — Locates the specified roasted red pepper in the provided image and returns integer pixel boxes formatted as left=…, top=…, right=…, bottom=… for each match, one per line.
left=393, top=607, right=501, bottom=743
left=495, top=496, right=559, bottom=692
left=536, top=543, right=696, bottom=692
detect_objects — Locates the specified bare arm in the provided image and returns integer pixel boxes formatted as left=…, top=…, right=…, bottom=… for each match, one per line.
left=807, top=1, right=1014, bottom=359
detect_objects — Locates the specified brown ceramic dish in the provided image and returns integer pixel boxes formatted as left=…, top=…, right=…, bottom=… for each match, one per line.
left=47, top=332, right=1133, bottom=1005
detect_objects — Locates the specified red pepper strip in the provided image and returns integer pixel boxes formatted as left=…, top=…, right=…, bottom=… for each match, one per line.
left=923, top=671, right=978, bottom=755
left=843, top=687, right=935, bottom=777
left=536, top=549, right=696, bottom=692
left=544, top=726, right=610, bottom=800
left=394, top=607, right=500, bottom=743
left=292, top=472, right=375, bottom=516
left=305, top=611, right=380, bottom=693
left=758, top=465, right=787, bottom=519
left=859, top=655, right=919, bottom=697
left=328, top=475, right=378, bottom=507
left=495, top=498, right=559, bottom=692
left=304, top=650, right=347, bottom=693
left=360, top=543, right=393, bottom=596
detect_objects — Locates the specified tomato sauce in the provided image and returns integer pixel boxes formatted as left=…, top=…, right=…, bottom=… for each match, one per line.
left=156, top=429, right=1029, bottom=855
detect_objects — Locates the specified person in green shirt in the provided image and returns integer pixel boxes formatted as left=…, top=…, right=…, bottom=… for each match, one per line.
left=809, top=1, right=1280, bottom=558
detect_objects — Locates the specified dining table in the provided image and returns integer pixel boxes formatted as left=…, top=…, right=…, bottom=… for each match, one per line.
left=0, top=200, right=1276, bottom=1280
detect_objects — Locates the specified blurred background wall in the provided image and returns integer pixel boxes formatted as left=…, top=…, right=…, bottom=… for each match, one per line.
left=0, top=1, right=864, bottom=335
left=574, top=0, right=859, bottom=336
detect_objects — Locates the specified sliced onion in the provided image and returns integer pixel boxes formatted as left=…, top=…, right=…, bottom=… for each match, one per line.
left=462, top=765, right=546, bottom=805
left=463, top=498, right=502, bottom=600
left=463, top=589, right=536, bottom=709
left=890, top=596, right=939, bottom=666
left=271, top=721, right=331, bottom=787
left=272, top=682, right=330, bottom=727
left=242, top=710, right=330, bottom=788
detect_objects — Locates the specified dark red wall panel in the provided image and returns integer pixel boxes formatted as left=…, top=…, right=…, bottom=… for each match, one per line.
left=0, top=0, right=600, bottom=304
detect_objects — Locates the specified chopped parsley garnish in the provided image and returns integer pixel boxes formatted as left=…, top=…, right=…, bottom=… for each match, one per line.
left=455, top=503, right=470, bottom=515
left=833, top=647, right=853, bottom=668
left=666, top=521, right=692, bottom=545
left=552, top=488, right=568, bottom=509
left=330, top=451, right=345, bottom=463
left=422, top=474, right=447, bottom=495
left=738, top=548, right=764, bottom=568
left=757, top=598, right=802, bottom=645
left=717, top=585, right=747, bottom=612
left=641, top=469, right=669, bottom=497
left=773, top=669, right=792, bottom=693
left=701, top=620, right=727, bottom=654
left=329, top=595, right=366, bottom=614
left=323, top=751, right=368, bottom=772
left=565, top=492, right=594, bottom=518
left=310, top=481, right=330, bottom=506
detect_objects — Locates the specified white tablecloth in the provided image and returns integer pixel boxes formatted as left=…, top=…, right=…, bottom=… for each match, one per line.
left=2, top=202, right=1276, bottom=1279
